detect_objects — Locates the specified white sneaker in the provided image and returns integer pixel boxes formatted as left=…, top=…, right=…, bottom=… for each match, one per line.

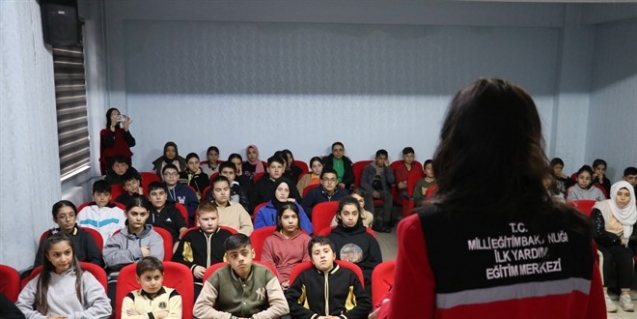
left=619, top=294, right=634, bottom=312
left=605, top=293, right=618, bottom=312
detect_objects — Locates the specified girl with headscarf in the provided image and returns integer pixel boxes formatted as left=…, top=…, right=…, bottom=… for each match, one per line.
left=242, top=144, right=265, bottom=181
left=152, top=142, right=186, bottom=175
left=592, top=181, right=637, bottom=313
left=253, top=179, right=313, bottom=234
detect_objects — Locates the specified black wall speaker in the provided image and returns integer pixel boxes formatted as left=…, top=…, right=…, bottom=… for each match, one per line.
left=41, top=0, right=79, bottom=46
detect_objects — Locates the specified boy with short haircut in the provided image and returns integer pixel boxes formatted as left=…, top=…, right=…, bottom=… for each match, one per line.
left=162, top=164, right=199, bottom=226
left=286, top=236, right=371, bottom=319
left=172, top=201, right=235, bottom=300
left=105, top=155, right=139, bottom=185
left=122, top=256, right=182, bottom=319
left=210, top=175, right=254, bottom=235
left=413, top=159, right=436, bottom=207
left=251, top=155, right=301, bottom=211
left=78, top=180, right=126, bottom=246
left=147, top=182, right=188, bottom=247
left=360, top=149, right=395, bottom=233
left=115, top=171, right=143, bottom=205
left=394, top=147, right=423, bottom=196
left=204, top=162, right=250, bottom=212
left=193, top=234, right=289, bottom=319
left=301, top=168, right=349, bottom=218
left=623, top=166, right=637, bottom=192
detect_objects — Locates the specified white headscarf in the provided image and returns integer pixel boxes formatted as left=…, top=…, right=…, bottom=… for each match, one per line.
left=593, top=181, right=637, bottom=245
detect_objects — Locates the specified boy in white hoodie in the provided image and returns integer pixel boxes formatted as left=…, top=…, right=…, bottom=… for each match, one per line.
left=78, top=180, right=126, bottom=246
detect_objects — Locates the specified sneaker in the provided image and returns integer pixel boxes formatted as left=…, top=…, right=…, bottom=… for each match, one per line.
left=605, top=293, right=618, bottom=312
left=619, top=294, right=635, bottom=312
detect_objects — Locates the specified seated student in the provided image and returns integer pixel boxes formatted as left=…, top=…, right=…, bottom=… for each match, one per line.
left=623, top=166, right=637, bottom=193
left=360, top=149, right=395, bottom=233
left=413, top=159, right=436, bottom=207
left=116, top=171, right=144, bottom=205
left=204, top=162, right=250, bottom=212
left=286, top=236, right=372, bottom=319
left=162, top=164, right=199, bottom=226
left=35, top=200, right=102, bottom=267
left=193, top=234, right=290, bottom=318
left=297, top=156, right=323, bottom=195
left=394, top=147, right=423, bottom=197
left=543, top=175, right=565, bottom=203
left=147, top=182, right=187, bottom=248
left=179, top=152, right=209, bottom=200
left=105, top=155, right=139, bottom=185
left=255, top=179, right=313, bottom=233
left=201, top=146, right=221, bottom=175
left=78, top=180, right=126, bottom=246
left=273, top=150, right=298, bottom=183
left=282, top=149, right=304, bottom=182
left=550, top=157, right=575, bottom=195
left=592, top=181, right=636, bottom=313
left=103, top=196, right=164, bottom=308
left=327, top=196, right=382, bottom=292
left=172, top=201, right=234, bottom=300
left=567, top=165, right=606, bottom=201
left=301, top=168, right=349, bottom=218
left=0, top=293, right=24, bottom=319
left=592, top=159, right=612, bottom=198
left=252, top=155, right=301, bottom=210
left=17, top=234, right=112, bottom=318
left=210, top=175, right=254, bottom=235
left=261, top=203, right=311, bottom=289
left=122, top=256, right=182, bottom=319
left=242, top=144, right=265, bottom=181
left=331, top=189, right=374, bottom=228
left=228, top=153, right=253, bottom=192
left=152, top=142, right=186, bottom=175
left=323, top=142, right=355, bottom=190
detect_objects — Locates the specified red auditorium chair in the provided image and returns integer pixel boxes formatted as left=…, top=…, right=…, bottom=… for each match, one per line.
left=21, top=262, right=107, bottom=292
left=249, top=226, right=277, bottom=261
left=567, top=200, right=597, bottom=217
left=0, top=264, right=20, bottom=302
left=311, top=201, right=339, bottom=234
left=371, top=260, right=396, bottom=306
left=293, top=160, right=309, bottom=173
left=39, top=227, right=104, bottom=252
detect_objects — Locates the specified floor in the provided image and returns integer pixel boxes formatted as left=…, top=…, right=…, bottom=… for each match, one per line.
left=374, top=224, right=637, bottom=319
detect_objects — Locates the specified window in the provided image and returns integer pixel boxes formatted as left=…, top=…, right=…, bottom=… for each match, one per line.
left=54, top=45, right=90, bottom=180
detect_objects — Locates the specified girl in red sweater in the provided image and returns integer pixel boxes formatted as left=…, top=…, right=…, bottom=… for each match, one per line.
left=99, top=108, right=135, bottom=175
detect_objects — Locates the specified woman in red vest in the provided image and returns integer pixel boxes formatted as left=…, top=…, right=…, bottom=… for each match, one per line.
left=99, top=108, right=135, bottom=175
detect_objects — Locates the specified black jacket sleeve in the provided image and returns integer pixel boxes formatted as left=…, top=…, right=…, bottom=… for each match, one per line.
left=237, top=185, right=250, bottom=213
left=100, top=129, right=115, bottom=148
left=358, top=235, right=383, bottom=289
left=286, top=272, right=318, bottom=319
left=0, top=294, right=25, bottom=319
left=124, top=130, right=136, bottom=147
left=83, top=231, right=104, bottom=267
left=343, top=271, right=373, bottom=319
left=592, top=208, right=622, bottom=247
left=342, top=158, right=355, bottom=190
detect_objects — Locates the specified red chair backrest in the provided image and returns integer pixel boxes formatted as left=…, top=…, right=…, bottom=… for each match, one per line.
left=179, top=226, right=238, bottom=240
left=39, top=227, right=104, bottom=252
left=352, top=160, right=373, bottom=189
left=208, top=172, right=220, bottom=184
left=371, top=260, right=396, bottom=306
left=311, top=201, right=339, bottom=234
left=289, top=260, right=365, bottom=288
left=252, top=202, right=269, bottom=221
left=253, top=172, right=266, bottom=183
left=139, top=172, right=161, bottom=195
left=110, top=184, right=125, bottom=201
left=115, top=261, right=193, bottom=319
left=174, top=202, right=189, bottom=227
left=153, top=227, right=174, bottom=261
left=202, top=261, right=279, bottom=283
left=0, top=264, right=20, bottom=302
left=405, top=174, right=422, bottom=197
left=77, top=201, right=126, bottom=213
left=302, top=184, right=321, bottom=198
left=317, top=226, right=376, bottom=238
left=567, top=200, right=597, bottom=217
left=250, top=226, right=277, bottom=261
left=21, top=262, right=108, bottom=291
left=293, top=160, right=309, bottom=173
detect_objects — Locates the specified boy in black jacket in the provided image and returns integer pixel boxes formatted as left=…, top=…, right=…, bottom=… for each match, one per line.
left=251, top=155, right=301, bottom=211
left=146, top=182, right=187, bottom=249
left=286, top=236, right=371, bottom=319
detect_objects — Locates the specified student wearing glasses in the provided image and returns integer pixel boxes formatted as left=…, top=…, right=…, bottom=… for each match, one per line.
left=301, top=168, right=350, bottom=219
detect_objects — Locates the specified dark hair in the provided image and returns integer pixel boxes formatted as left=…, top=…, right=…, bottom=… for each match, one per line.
left=309, top=156, right=323, bottom=168
left=544, top=175, right=560, bottom=196
left=147, top=181, right=167, bottom=194
left=276, top=203, right=301, bottom=232
left=211, top=175, right=230, bottom=188
left=197, top=201, right=218, bottom=215
left=282, top=149, right=295, bottom=164
left=267, top=155, right=286, bottom=167
left=122, top=171, right=141, bottom=184
left=308, top=236, right=336, bottom=256
left=320, top=168, right=338, bottom=180
left=335, top=196, right=363, bottom=227
left=624, top=167, right=637, bottom=176
left=550, top=157, right=564, bottom=167
left=136, top=256, right=164, bottom=276
left=424, top=159, right=433, bottom=167
left=219, top=161, right=236, bottom=173
left=93, top=180, right=111, bottom=195
left=36, top=234, right=83, bottom=314
left=576, top=165, right=594, bottom=189
left=228, top=153, right=243, bottom=162
left=161, top=163, right=179, bottom=175
left=207, top=146, right=220, bottom=155
left=105, top=108, right=119, bottom=128
left=185, top=152, right=200, bottom=162
left=432, top=79, right=551, bottom=217
left=224, top=234, right=252, bottom=252
left=331, top=142, right=344, bottom=150
left=402, top=147, right=415, bottom=155
left=592, top=159, right=607, bottom=170
left=51, top=200, right=77, bottom=219
left=125, top=195, right=152, bottom=213
left=351, top=188, right=365, bottom=198
left=112, top=155, right=128, bottom=165
left=375, top=149, right=388, bottom=158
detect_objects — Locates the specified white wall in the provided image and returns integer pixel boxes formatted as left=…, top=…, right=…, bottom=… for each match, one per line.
left=0, top=0, right=60, bottom=270
left=586, top=18, right=637, bottom=182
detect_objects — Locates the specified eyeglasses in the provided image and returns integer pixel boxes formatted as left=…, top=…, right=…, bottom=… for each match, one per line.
left=163, top=172, right=179, bottom=177
left=322, top=178, right=337, bottom=183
